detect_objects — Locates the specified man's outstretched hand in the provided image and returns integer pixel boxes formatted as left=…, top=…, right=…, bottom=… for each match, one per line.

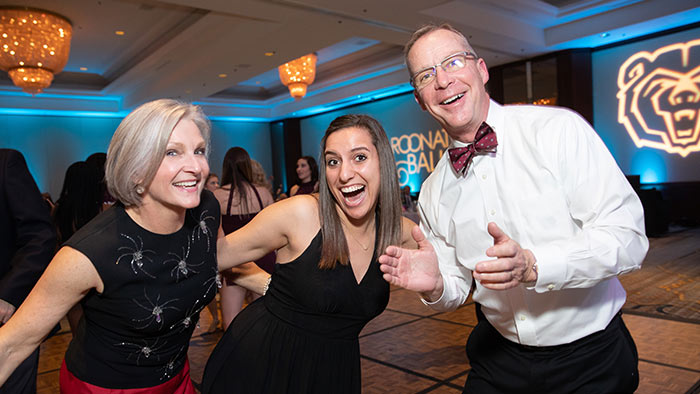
left=379, top=226, right=443, bottom=301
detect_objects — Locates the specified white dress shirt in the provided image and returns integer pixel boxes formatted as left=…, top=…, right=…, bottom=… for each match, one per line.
left=418, top=100, right=648, bottom=346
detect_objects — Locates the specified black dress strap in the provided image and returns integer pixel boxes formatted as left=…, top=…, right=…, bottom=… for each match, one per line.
left=226, top=184, right=263, bottom=216
left=250, top=185, right=264, bottom=211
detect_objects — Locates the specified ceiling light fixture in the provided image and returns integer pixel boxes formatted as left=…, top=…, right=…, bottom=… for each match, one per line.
left=278, top=53, right=317, bottom=100
left=0, top=7, right=72, bottom=94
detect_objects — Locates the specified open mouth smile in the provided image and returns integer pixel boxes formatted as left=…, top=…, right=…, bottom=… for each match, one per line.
left=340, top=184, right=366, bottom=205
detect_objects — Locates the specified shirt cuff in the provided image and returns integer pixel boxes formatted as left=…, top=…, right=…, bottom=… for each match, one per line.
left=530, top=243, right=566, bottom=293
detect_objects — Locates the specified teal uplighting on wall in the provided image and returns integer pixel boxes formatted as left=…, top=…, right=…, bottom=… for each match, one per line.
left=631, top=149, right=668, bottom=184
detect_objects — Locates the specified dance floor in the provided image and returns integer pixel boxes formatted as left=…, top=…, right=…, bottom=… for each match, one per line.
left=36, top=227, right=700, bottom=393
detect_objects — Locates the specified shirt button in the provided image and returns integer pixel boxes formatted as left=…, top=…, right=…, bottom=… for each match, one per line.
left=482, top=174, right=487, bottom=180
left=519, top=315, right=526, bottom=321
left=490, top=209, right=496, bottom=216
left=547, top=284, right=555, bottom=291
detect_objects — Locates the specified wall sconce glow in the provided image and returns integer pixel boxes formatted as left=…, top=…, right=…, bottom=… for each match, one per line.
left=617, top=38, right=700, bottom=158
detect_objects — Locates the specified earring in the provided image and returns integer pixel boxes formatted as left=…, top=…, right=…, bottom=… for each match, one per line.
left=136, top=185, right=145, bottom=194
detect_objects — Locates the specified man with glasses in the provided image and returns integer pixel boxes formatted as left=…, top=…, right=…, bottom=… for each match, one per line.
left=379, top=23, right=648, bottom=393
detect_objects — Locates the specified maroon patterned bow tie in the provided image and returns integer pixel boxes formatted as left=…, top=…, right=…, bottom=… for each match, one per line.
left=448, top=122, right=498, bottom=176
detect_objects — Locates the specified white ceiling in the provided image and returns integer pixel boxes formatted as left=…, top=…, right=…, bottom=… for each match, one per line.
left=1, top=0, right=698, bottom=120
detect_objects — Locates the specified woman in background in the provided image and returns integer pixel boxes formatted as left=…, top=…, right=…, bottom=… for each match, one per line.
left=53, top=161, right=103, bottom=246
left=205, top=173, right=220, bottom=192
left=250, top=159, right=273, bottom=194
left=52, top=160, right=105, bottom=332
left=86, top=152, right=116, bottom=211
left=214, top=147, right=275, bottom=329
left=202, top=114, right=418, bottom=393
left=289, top=156, right=318, bottom=196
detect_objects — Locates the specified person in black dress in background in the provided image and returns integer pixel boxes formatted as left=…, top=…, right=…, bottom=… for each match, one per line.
left=213, top=147, right=275, bottom=329
left=52, top=160, right=105, bottom=332
left=203, top=114, right=418, bottom=394
left=0, top=99, right=218, bottom=393
left=289, top=155, right=319, bottom=196
left=53, top=160, right=104, bottom=246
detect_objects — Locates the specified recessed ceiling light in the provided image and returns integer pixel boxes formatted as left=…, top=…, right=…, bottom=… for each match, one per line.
left=80, top=67, right=87, bottom=71
left=264, top=51, right=275, bottom=57
left=600, top=32, right=610, bottom=38
left=115, top=31, right=125, bottom=36
left=218, top=73, right=227, bottom=78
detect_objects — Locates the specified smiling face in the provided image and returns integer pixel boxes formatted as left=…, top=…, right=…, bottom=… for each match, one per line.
left=296, top=158, right=312, bottom=183
left=140, top=118, right=209, bottom=217
left=324, top=126, right=380, bottom=223
left=407, top=28, right=490, bottom=142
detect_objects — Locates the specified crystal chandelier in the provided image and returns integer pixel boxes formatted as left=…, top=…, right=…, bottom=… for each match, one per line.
left=278, top=53, right=317, bottom=99
left=0, top=7, right=72, bottom=95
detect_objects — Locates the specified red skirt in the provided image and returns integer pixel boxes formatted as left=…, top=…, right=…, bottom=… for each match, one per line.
left=59, top=358, right=196, bottom=394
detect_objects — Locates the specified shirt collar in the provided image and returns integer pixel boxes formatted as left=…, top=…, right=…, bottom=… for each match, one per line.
left=450, top=99, right=503, bottom=149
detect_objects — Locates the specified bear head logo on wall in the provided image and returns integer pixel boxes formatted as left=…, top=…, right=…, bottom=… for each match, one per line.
left=617, top=39, right=700, bottom=157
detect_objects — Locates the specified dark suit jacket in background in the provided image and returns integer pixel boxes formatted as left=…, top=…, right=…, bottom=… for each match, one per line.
left=0, top=149, right=56, bottom=309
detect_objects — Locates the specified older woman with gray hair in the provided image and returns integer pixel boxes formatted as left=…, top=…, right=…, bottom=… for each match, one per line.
left=0, top=98, right=219, bottom=393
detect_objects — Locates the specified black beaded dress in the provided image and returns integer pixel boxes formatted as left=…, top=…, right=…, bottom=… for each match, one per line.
left=62, top=191, right=220, bottom=389
left=202, top=230, right=389, bottom=394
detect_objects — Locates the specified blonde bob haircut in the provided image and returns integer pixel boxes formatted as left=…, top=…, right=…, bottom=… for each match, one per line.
left=105, top=99, right=211, bottom=206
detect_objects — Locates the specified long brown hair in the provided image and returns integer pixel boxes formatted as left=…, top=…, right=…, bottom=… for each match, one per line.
left=220, top=147, right=255, bottom=213
left=318, top=114, right=402, bottom=269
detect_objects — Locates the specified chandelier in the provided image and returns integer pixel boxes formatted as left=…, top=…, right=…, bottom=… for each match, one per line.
left=278, top=53, right=317, bottom=99
left=0, top=7, right=72, bottom=95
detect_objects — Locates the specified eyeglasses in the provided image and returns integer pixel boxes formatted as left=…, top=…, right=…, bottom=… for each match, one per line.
left=410, top=51, right=477, bottom=90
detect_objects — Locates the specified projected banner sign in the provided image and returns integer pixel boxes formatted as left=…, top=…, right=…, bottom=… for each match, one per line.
left=617, top=39, right=700, bottom=157
left=391, top=128, right=449, bottom=188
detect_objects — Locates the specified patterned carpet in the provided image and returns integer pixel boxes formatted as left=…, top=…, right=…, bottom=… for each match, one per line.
left=620, top=226, right=700, bottom=324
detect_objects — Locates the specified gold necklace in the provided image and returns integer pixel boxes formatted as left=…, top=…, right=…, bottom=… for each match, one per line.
left=347, top=231, right=370, bottom=251
left=343, top=225, right=374, bottom=251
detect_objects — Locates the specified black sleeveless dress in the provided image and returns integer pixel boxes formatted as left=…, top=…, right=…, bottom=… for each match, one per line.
left=220, top=185, right=275, bottom=274
left=201, top=231, right=389, bottom=394
left=62, top=191, right=220, bottom=389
